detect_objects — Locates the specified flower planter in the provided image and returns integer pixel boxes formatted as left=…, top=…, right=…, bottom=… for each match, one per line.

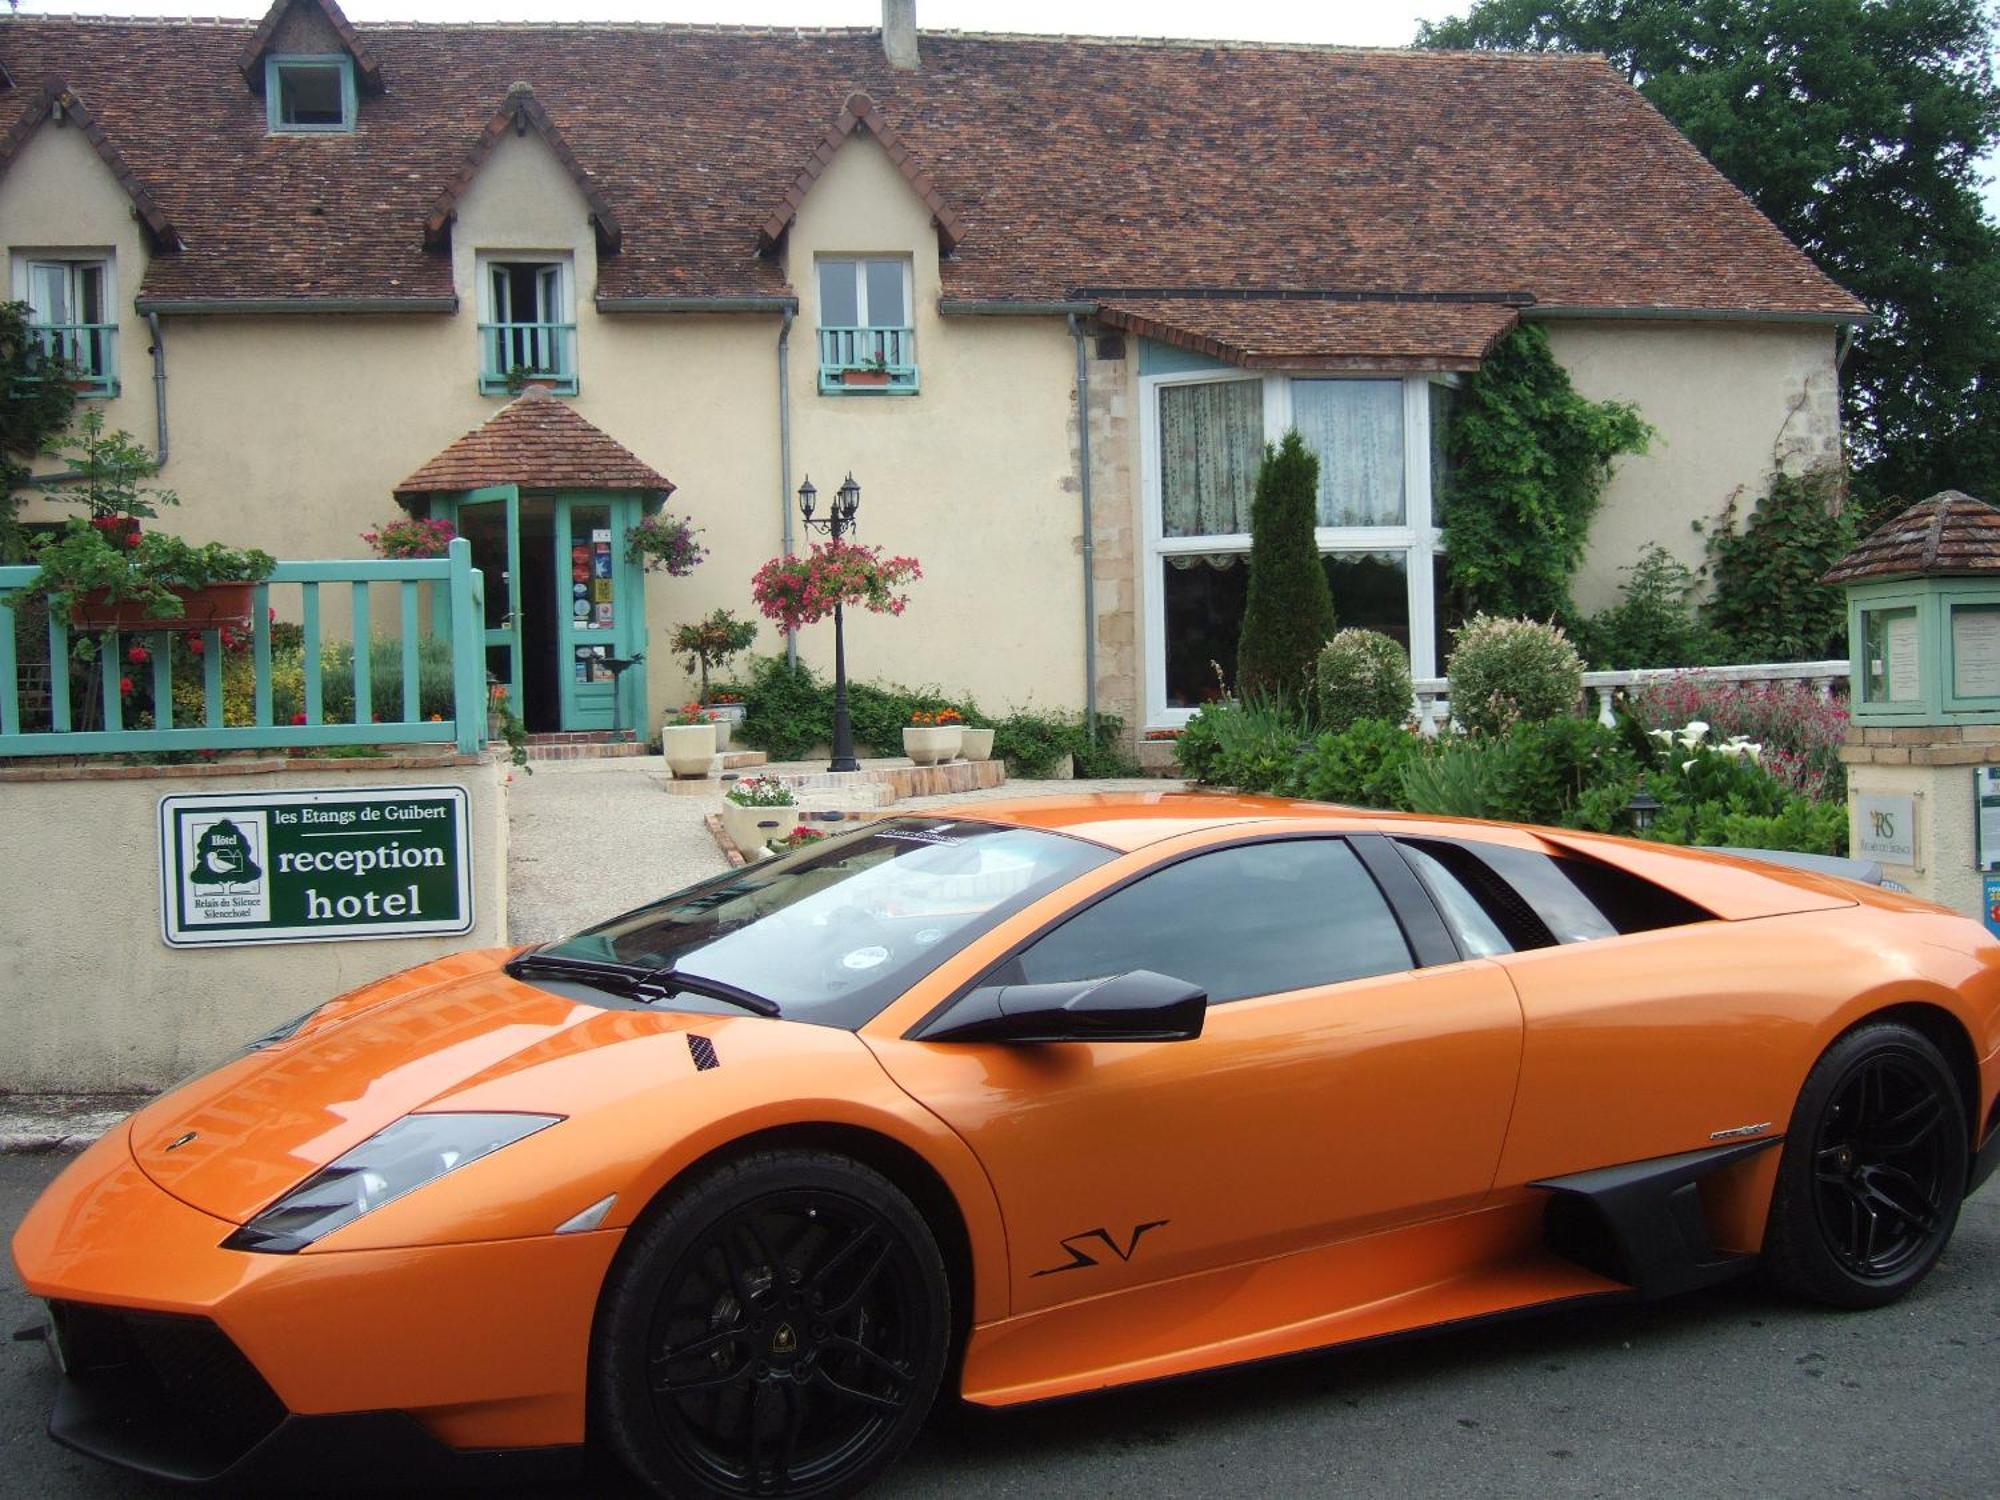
left=903, top=725, right=962, bottom=766
left=958, top=727, right=994, bottom=761
left=840, top=368, right=893, bottom=387
left=703, top=702, right=747, bottom=724
left=660, top=721, right=718, bottom=779
left=721, top=802, right=800, bottom=858
left=70, top=581, right=256, bottom=634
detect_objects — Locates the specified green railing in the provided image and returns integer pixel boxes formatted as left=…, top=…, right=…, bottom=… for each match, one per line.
left=0, top=538, right=488, bottom=758
left=817, top=326, right=918, bottom=394
left=478, top=321, right=578, bottom=395
left=29, top=322, right=119, bottom=398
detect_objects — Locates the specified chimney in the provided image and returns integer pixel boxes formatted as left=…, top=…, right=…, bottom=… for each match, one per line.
left=883, top=0, right=920, bottom=71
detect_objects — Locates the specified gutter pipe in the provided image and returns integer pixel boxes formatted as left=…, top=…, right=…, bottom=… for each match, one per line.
left=134, top=297, right=458, bottom=316
left=778, top=304, right=797, bottom=671
left=23, top=307, right=172, bottom=487
left=1067, top=313, right=1099, bottom=740
left=1524, top=303, right=1870, bottom=328
left=600, top=295, right=799, bottom=315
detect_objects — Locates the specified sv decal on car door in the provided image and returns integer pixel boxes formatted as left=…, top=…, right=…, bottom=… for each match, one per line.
left=1032, top=1219, right=1169, bottom=1277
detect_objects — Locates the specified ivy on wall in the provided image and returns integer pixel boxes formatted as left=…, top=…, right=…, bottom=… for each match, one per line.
left=1440, top=323, right=1652, bottom=621
left=1701, top=463, right=1856, bottom=662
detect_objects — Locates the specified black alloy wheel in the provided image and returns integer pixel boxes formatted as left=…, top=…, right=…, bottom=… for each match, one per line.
left=595, top=1149, right=951, bottom=1498
left=1765, top=1021, right=1968, bottom=1308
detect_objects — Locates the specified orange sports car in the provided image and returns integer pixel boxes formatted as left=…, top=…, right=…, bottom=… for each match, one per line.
left=14, top=793, right=2000, bottom=1497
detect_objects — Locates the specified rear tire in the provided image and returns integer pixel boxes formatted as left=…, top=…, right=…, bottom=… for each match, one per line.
left=592, top=1148, right=951, bottom=1498
left=1764, top=1022, right=1968, bottom=1308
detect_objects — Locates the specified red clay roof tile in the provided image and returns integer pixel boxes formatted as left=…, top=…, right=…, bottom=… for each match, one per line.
left=1823, top=491, right=2000, bottom=585
left=394, top=385, right=674, bottom=497
left=424, top=82, right=620, bottom=253
left=1097, top=295, right=1522, bottom=371
left=0, top=19, right=1867, bottom=329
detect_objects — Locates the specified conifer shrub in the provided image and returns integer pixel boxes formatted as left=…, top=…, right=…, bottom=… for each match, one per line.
left=1236, top=430, right=1335, bottom=696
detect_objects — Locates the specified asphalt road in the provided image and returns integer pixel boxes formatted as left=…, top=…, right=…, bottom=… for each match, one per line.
left=3, top=1149, right=1995, bottom=1499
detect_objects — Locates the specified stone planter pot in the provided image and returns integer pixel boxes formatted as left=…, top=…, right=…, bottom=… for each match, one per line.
left=958, top=727, right=994, bottom=761
left=704, top=702, right=746, bottom=724
left=903, top=725, right=962, bottom=766
left=660, top=721, right=718, bottom=778
left=721, top=801, right=800, bottom=857
left=705, top=714, right=734, bottom=751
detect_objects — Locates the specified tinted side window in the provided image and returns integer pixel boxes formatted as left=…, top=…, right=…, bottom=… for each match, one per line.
left=1008, top=839, right=1413, bottom=1003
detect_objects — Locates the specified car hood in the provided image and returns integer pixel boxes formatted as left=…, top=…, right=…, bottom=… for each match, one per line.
left=129, top=949, right=712, bottom=1225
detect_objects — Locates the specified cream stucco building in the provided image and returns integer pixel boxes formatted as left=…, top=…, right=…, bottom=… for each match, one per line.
left=1, top=0, right=1865, bottom=745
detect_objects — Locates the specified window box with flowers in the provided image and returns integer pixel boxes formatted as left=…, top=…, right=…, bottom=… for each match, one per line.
left=661, top=700, right=718, bottom=779
left=721, top=773, right=801, bottom=856
left=904, top=707, right=963, bottom=765
left=28, top=518, right=274, bottom=632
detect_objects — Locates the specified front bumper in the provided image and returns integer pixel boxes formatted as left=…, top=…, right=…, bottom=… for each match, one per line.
left=13, top=1126, right=621, bottom=1484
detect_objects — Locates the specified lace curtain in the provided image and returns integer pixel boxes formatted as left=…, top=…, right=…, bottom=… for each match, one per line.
left=1159, top=379, right=1264, bottom=539
left=1293, top=380, right=1405, bottom=526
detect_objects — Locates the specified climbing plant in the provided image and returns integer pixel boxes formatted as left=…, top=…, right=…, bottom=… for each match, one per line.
left=1701, top=463, right=1856, bottom=663
left=1440, top=323, right=1652, bottom=621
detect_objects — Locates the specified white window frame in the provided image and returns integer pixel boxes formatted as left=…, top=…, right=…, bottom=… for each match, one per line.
left=12, top=250, right=118, bottom=398
left=1139, top=367, right=1451, bottom=727
left=474, top=252, right=576, bottom=395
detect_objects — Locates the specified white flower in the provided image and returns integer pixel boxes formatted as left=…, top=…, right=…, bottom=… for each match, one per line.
left=1682, top=758, right=1700, bottom=773
left=1675, top=720, right=1711, bottom=749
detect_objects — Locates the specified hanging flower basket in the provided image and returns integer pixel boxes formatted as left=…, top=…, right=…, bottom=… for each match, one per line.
left=69, top=582, right=258, bottom=634
left=750, top=540, right=922, bottom=634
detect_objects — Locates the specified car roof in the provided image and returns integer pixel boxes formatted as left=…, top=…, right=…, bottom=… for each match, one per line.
left=925, top=790, right=1371, bottom=852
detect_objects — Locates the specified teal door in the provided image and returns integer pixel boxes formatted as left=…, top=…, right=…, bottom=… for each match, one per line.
left=555, top=493, right=647, bottom=734
left=454, top=484, right=523, bottom=716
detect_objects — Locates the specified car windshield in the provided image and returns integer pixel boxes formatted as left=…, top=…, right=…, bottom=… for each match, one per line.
left=531, top=817, right=1113, bottom=1028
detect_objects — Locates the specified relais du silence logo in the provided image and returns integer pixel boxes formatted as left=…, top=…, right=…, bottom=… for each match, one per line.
left=160, top=787, right=472, bottom=947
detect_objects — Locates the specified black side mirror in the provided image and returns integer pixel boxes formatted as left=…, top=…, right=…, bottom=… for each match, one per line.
left=920, top=969, right=1207, bottom=1044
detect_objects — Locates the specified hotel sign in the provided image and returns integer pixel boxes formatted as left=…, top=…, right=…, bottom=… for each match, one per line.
left=160, top=786, right=472, bottom=947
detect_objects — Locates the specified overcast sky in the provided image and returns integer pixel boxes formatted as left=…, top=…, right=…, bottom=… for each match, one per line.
left=10, top=1, right=1467, bottom=45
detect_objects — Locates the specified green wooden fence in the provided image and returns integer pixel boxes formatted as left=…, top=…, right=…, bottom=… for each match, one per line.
left=0, top=538, right=488, bottom=758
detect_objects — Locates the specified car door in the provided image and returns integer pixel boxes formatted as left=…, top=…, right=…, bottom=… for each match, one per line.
left=867, top=833, right=1525, bottom=1314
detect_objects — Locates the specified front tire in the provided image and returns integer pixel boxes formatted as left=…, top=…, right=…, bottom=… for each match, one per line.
left=1764, top=1022, right=1968, bottom=1308
left=593, top=1148, right=951, bottom=1498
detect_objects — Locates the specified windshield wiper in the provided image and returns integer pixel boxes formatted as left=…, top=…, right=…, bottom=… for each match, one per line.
left=633, top=964, right=783, bottom=1017
left=506, top=950, right=781, bottom=1017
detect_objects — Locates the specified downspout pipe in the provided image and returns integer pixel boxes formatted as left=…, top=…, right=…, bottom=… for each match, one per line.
left=148, top=310, right=169, bottom=467
left=22, top=310, right=171, bottom=486
left=778, top=305, right=798, bottom=671
left=1067, top=314, right=1099, bottom=741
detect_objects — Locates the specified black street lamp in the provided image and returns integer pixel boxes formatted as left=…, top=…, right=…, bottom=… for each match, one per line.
left=799, top=472, right=863, bottom=771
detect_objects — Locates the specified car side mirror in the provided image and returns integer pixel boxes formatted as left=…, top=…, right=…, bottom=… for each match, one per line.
left=920, top=969, right=1207, bottom=1044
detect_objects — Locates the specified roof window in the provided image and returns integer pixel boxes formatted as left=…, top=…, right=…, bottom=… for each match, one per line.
left=267, top=55, right=355, bottom=133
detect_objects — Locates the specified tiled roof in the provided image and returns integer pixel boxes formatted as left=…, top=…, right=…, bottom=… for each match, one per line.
left=238, top=0, right=380, bottom=92
left=1097, top=295, right=1523, bottom=370
left=759, top=90, right=963, bottom=252
left=394, top=385, right=675, bottom=497
left=1822, top=491, right=2000, bottom=585
left=0, top=16, right=1868, bottom=328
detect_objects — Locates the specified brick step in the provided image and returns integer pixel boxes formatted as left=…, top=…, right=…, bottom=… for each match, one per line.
left=525, top=738, right=651, bottom=763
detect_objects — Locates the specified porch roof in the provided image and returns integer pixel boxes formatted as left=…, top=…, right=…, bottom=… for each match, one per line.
left=1095, top=295, right=1524, bottom=372
left=394, top=385, right=674, bottom=498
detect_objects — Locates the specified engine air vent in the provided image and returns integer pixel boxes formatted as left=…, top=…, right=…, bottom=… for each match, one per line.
left=688, top=1034, right=719, bottom=1071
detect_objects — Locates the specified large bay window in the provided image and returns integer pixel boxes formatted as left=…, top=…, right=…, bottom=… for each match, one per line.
left=1144, top=369, right=1459, bottom=723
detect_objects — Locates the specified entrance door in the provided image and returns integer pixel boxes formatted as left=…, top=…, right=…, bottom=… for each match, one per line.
left=556, top=494, right=647, bottom=734
left=454, top=484, right=522, bottom=717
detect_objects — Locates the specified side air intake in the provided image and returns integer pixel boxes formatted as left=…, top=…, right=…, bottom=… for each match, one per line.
left=688, top=1034, right=719, bottom=1071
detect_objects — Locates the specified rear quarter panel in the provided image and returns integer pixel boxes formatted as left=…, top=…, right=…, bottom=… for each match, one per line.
left=1494, top=904, right=2000, bottom=1196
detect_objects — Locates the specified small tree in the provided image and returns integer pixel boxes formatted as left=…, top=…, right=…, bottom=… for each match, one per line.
left=1, top=299, right=80, bottom=561
left=1236, top=430, right=1335, bottom=697
left=671, top=608, right=759, bottom=701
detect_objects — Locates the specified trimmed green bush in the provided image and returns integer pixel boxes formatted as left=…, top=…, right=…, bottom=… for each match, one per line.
left=1290, top=718, right=1423, bottom=809
left=1445, top=615, right=1584, bottom=736
left=1315, top=629, right=1413, bottom=733
left=1236, top=431, right=1335, bottom=695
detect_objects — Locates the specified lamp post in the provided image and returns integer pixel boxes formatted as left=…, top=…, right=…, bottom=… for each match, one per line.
left=799, top=472, right=863, bottom=772
left=1625, top=790, right=1662, bottom=834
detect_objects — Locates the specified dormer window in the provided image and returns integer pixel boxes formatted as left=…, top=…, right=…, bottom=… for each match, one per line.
left=266, top=55, right=355, bottom=133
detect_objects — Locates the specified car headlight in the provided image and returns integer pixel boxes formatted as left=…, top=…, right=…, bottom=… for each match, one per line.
left=221, top=1113, right=561, bottom=1254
